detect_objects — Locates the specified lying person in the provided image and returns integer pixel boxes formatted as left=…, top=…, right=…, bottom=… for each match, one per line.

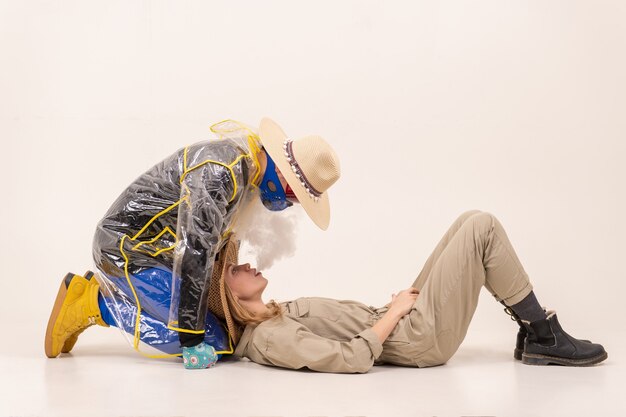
left=212, top=210, right=607, bottom=372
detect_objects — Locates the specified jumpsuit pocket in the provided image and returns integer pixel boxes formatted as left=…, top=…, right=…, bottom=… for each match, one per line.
left=290, top=299, right=310, bottom=318
left=380, top=314, right=447, bottom=367
left=381, top=322, right=435, bottom=367
left=307, top=299, right=342, bottom=321
left=290, top=298, right=342, bottom=322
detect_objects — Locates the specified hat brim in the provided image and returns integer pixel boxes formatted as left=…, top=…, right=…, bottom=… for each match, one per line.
left=211, top=238, right=243, bottom=346
left=258, top=117, right=330, bottom=230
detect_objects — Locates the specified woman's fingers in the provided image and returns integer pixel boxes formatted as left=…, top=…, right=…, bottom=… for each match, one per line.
left=389, top=289, right=420, bottom=317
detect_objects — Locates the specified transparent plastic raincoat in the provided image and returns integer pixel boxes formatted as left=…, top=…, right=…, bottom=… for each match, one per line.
left=92, top=121, right=262, bottom=358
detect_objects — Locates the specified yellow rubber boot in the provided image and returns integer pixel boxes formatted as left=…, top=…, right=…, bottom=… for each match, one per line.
left=45, top=271, right=108, bottom=358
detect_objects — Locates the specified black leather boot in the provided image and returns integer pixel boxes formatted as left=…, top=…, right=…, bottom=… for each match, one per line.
left=502, top=304, right=527, bottom=360
left=522, top=311, right=608, bottom=366
left=514, top=326, right=527, bottom=361
left=502, top=303, right=592, bottom=361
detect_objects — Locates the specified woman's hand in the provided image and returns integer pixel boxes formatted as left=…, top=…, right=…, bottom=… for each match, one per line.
left=388, top=287, right=419, bottom=318
left=371, top=287, right=420, bottom=344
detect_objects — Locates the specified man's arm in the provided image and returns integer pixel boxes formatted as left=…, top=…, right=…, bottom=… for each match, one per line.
left=170, top=163, right=235, bottom=346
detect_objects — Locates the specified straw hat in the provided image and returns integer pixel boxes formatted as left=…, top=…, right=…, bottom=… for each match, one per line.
left=258, top=117, right=341, bottom=230
left=207, top=237, right=243, bottom=346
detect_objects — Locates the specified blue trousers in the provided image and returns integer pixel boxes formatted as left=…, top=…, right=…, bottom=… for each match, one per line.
left=97, top=268, right=229, bottom=355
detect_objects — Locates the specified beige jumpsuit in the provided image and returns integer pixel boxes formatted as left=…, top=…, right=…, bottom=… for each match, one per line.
left=234, top=210, right=533, bottom=373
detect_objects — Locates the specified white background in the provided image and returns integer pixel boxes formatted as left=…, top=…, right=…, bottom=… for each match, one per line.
left=1, top=1, right=625, bottom=417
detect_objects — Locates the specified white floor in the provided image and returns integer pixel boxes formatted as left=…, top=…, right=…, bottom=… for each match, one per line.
left=2, top=327, right=624, bottom=417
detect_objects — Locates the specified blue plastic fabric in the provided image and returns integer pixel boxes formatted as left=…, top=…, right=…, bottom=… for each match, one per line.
left=104, top=267, right=174, bottom=324
left=98, top=293, right=115, bottom=326
left=97, top=268, right=229, bottom=355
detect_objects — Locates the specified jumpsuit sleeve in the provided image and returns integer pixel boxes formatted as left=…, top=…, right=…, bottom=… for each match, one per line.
left=245, top=319, right=384, bottom=374
left=172, top=162, right=235, bottom=341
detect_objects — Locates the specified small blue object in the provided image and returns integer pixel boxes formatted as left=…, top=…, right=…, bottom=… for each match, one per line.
left=182, top=342, right=218, bottom=370
left=259, top=152, right=292, bottom=211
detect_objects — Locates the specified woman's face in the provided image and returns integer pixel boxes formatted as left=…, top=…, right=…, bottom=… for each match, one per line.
left=224, top=263, right=268, bottom=301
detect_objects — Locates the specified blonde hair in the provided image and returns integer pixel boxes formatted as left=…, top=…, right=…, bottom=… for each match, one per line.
left=223, top=283, right=283, bottom=326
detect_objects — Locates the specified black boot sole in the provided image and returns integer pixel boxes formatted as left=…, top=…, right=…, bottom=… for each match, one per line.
left=515, top=339, right=592, bottom=361
left=522, top=351, right=608, bottom=366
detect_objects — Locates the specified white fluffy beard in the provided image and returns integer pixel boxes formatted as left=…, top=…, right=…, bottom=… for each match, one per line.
left=231, top=192, right=299, bottom=271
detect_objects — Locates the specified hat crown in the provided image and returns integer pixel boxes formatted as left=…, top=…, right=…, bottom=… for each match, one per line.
left=291, top=135, right=341, bottom=194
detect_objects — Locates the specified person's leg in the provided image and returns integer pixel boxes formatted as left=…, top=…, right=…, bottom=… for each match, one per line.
left=45, top=272, right=109, bottom=358
left=506, top=291, right=546, bottom=322
left=410, top=209, right=543, bottom=328
left=98, top=290, right=230, bottom=355
left=59, top=290, right=116, bottom=354
left=403, top=212, right=533, bottom=367
left=411, top=210, right=483, bottom=291
left=58, top=268, right=167, bottom=354
left=101, top=267, right=173, bottom=323
left=57, top=278, right=230, bottom=356
left=98, top=292, right=116, bottom=326
left=402, top=212, right=606, bottom=367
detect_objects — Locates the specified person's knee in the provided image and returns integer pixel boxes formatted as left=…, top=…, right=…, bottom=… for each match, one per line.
left=458, top=209, right=482, bottom=223
left=468, top=211, right=496, bottom=230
